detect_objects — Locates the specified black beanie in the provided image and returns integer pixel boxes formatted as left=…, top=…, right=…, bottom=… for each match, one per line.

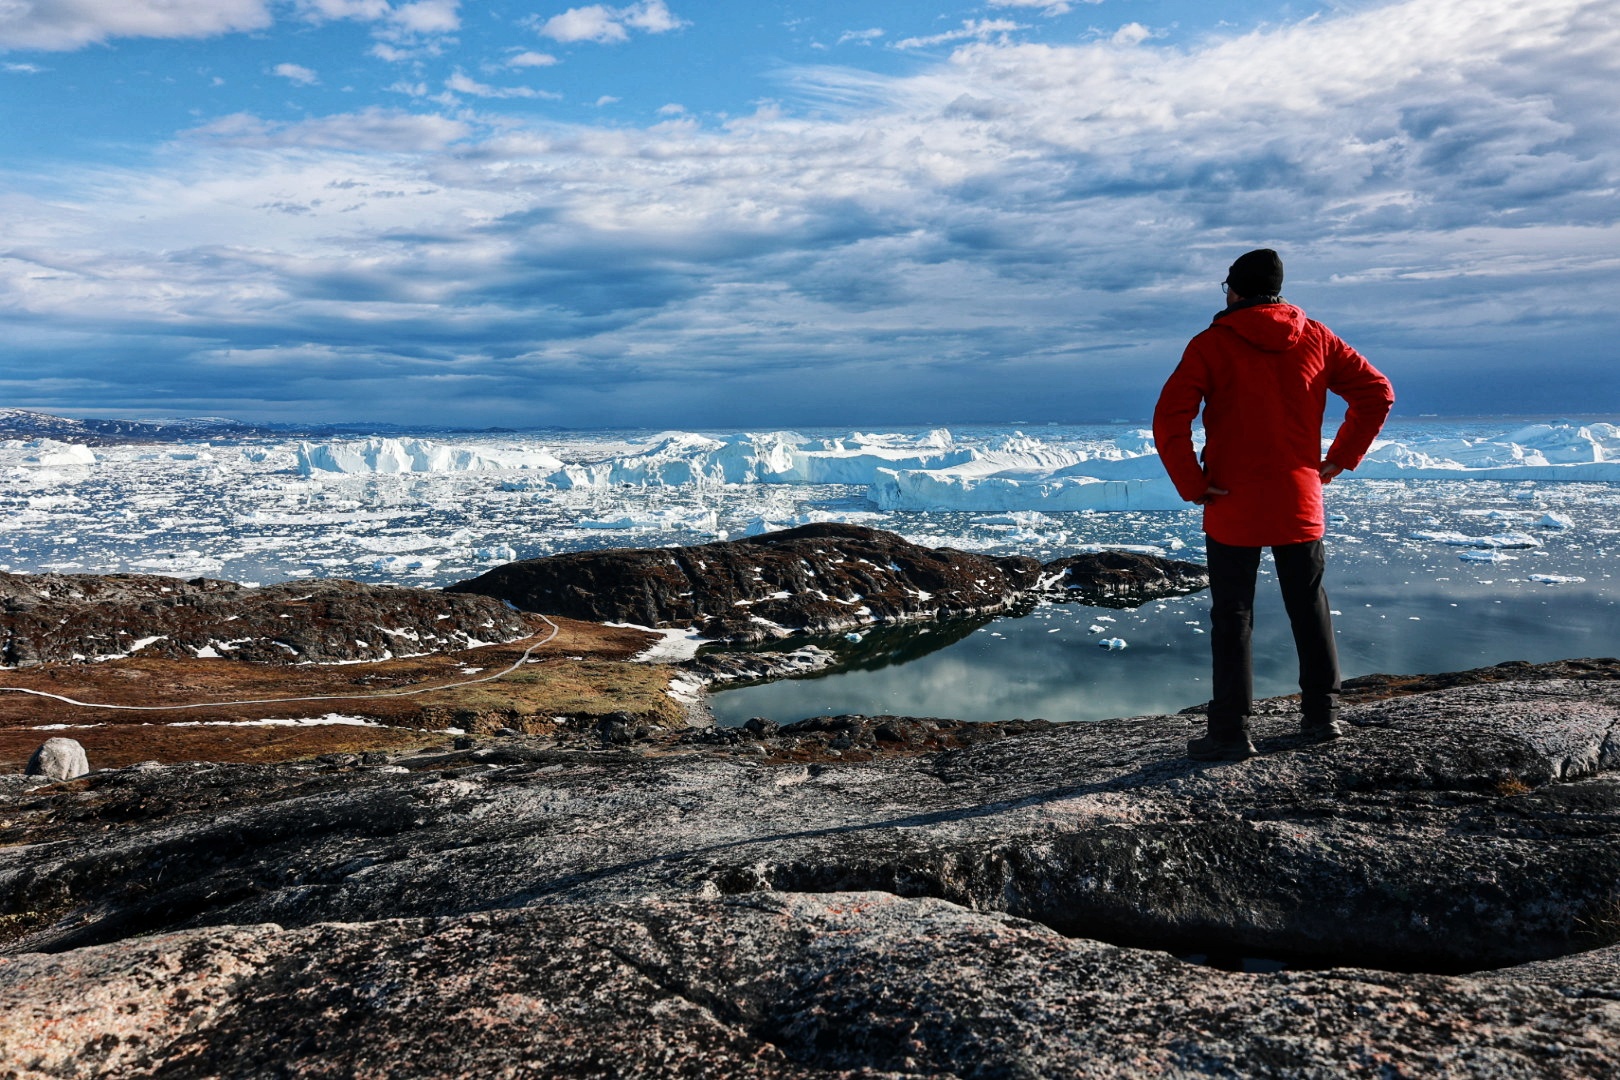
left=1227, top=248, right=1284, bottom=297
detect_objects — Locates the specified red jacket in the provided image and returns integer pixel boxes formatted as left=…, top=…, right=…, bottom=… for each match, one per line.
left=1153, top=302, right=1394, bottom=547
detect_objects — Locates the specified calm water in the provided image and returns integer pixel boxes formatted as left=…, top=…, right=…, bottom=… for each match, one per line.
left=712, top=496, right=1620, bottom=725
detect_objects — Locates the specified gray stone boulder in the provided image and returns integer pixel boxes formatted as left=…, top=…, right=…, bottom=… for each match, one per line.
left=23, top=737, right=88, bottom=781
left=1, top=660, right=1618, bottom=1075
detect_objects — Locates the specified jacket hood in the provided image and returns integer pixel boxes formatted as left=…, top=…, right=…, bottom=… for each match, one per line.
left=1213, top=302, right=1307, bottom=352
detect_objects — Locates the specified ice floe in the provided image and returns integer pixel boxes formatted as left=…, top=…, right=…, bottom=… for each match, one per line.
left=1407, top=531, right=1541, bottom=549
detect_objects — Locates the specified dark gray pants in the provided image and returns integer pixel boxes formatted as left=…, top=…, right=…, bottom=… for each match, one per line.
left=1206, top=536, right=1341, bottom=727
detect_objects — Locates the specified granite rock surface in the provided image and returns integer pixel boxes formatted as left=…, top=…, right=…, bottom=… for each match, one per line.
left=2, top=660, right=1618, bottom=1076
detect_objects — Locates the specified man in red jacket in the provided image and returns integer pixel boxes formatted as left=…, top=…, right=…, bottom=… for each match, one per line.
left=1153, top=249, right=1394, bottom=761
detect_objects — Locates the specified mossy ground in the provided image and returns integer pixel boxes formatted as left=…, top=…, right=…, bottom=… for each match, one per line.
left=0, top=616, right=679, bottom=769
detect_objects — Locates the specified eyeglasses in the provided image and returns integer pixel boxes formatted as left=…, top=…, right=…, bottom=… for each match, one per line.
left=1220, top=279, right=1231, bottom=293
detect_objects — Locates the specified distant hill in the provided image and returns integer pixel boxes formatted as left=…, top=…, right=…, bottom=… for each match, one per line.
left=0, top=409, right=415, bottom=445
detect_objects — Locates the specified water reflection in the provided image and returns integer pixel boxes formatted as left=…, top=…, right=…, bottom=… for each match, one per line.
left=708, top=614, right=995, bottom=680
left=710, top=547, right=1620, bottom=726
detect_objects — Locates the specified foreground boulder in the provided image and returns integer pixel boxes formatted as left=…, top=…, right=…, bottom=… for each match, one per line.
left=1, top=660, right=1618, bottom=1075
left=448, top=522, right=1207, bottom=642
left=23, top=738, right=87, bottom=781
left=0, top=573, right=536, bottom=666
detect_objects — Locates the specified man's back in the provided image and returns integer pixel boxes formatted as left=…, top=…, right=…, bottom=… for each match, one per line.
left=1154, top=301, right=1393, bottom=548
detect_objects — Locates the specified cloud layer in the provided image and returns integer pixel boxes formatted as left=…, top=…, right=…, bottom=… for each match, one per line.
left=2, top=0, right=1617, bottom=426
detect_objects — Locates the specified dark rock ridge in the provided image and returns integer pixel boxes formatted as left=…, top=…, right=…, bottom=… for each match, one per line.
left=2, top=659, right=1618, bottom=1075
left=0, top=407, right=418, bottom=445
left=0, top=572, right=538, bottom=666
left=448, top=523, right=1208, bottom=642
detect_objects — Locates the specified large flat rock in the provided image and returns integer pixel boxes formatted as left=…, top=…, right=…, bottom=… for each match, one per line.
left=4, top=897, right=1616, bottom=1079
left=2, top=663, right=1619, bottom=1076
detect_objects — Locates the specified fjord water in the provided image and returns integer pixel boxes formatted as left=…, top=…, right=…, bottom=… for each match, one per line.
left=708, top=540, right=1620, bottom=725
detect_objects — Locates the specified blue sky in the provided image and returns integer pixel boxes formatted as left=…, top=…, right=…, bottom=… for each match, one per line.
left=2, top=0, right=1616, bottom=428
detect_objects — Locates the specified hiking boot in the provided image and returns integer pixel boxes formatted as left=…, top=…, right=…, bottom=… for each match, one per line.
left=1188, top=732, right=1257, bottom=761
left=1188, top=716, right=1256, bottom=761
left=1301, top=714, right=1346, bottom=743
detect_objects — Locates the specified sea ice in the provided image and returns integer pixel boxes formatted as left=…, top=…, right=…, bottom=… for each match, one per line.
left=372, top=555, right=442, bottom=574
left=1099, top=638, right=1128, bottom=650
left=1407, top=531, right=1540, bottom=549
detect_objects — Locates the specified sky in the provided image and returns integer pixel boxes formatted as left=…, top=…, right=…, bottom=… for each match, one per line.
left=1, top=0, right=1616, bottom=429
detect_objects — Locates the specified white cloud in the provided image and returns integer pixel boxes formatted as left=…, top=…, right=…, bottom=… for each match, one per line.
left=538, top=1, right=685, bottom=45
left=837, top=28, right=884, bottom=46
left=1110, top=22, right=1153, bottom=47
left=187, top=107, right=469, bottom=151
left=5, top=0, right=1617, bottom=427
left=4, top=60, right=46, bottom=72
left=0, top=0, right=461, bottom=53
left=594, top=94, right=620, bottom=106
left=445, top=71, right=558, bottom=100
left=0, top=0, right=273, bottom=51
left=294, top=0, right=390, bottom=20
left=389, top=0, right=458, bottom=35
left=894, top=19, right=1025, bottom=51
left=508, top=50, right=558, bottom=68
left=273, top=62, right=319, bottom=86
left=990, top=0, right=1093, bottom=15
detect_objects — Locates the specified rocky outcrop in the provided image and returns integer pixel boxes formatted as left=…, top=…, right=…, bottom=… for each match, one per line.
left=448, top=523, right=1207, bottom=642
left=4, top=897, right=1615, bottom=1079
left=2, top=661, right=1618, bottom=1075
left=0, top=572, right=537, bottom=666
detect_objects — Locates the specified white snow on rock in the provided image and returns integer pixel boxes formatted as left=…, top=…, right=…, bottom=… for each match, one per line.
left=169, top=713, right=383, bottom=728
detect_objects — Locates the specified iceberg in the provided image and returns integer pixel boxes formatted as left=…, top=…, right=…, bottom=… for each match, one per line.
left=297, top=438, right=564, bottom=476
left=538, top=430, right=980, bottom=489
left=20, top=441, right=97, bottom=467
left=1357, top=422, right=1620, bottom=480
